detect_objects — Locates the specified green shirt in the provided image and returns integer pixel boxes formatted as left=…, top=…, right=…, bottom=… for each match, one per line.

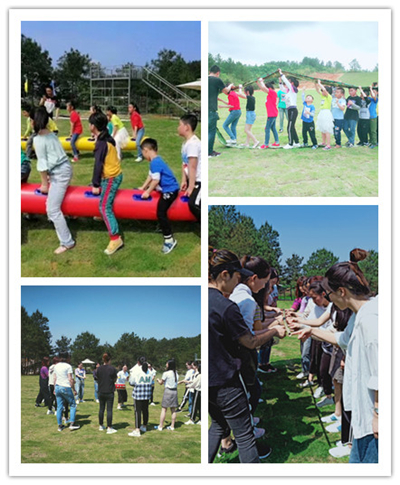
left=23, top=117, right=32, bottom=138
left=208, top=75, right=225, bottom=112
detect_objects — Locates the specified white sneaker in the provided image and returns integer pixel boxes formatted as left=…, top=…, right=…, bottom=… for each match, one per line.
left=166, top=426, right=175, bottom=431
left=99, top=425, right=106, bottom=431
left=69, top=424, right=80, bottom=430
left=313, top=386, right=324, bottom=399
left=47, top=410, right=54, bottom=415
left=316, top=396, right=334, bottom=408
left=326, top=422, right=342, bottom=433
left=293, top=143, right=301, bottom=148
left=185, top=420, right=195, bottom=425
left=117, top=406, right=122, bottom=410
left=321, top=413, right=341, bottom=424
left=135, top=157, right=143, bottom=162
left=128, top=430, right=141, bottom=437
left=283, top=144, right=294, bottom=149
left=140, top=425, right=147, bottom=433
left=196, top=420, right=201, bottom=425
left=150, top=402, right=156, bottom=406
left=329, top=443, right=351, bottom=458
left=252, top=141, right=260, bottom=149
left=154, top=425, right=163, bottom=431
left=296, top=372, right=305, bottom=380
left=106, top=427, right=117, bottom=434
left=96, top=400, right=100, bottom=403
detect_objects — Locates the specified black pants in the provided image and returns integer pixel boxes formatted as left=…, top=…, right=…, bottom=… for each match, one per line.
left=36, top=377, right=51, bottom=410
left=357, top=119, right=370, bottom=144
left=157, top=190, right=179, bottom=238
left=134, top=399, right=149, bottom=428
left=320, top=351, right=333, bottom=396
left=189, top=182, right=201, bottom=222
left=178, top=388, right=190, bottom=410
left=341, top=395, right=352, bottom=445
left=150, top=386, right=154, bottom=403
left=302, top=121, right=318, bottom=146
left=190, top=389, right=201, bottom=422
left=117, top=389, right=127, bottom=404
left=99, top=392, right=114, bottom=428
left=287, top=107, right=299, bottom=145
left=310, top=340, right=322, bottom=385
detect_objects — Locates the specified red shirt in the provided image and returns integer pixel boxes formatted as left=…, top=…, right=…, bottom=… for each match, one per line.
left=70, top=110, right=83, bottom=134
left=265, top=89, right=278, bottom=118
left=130, top=112, right=144, bottom=130
left=228, top=91, right=241, bottom=111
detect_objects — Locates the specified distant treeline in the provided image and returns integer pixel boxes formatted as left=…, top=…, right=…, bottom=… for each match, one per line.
left=208, top=53, right=378, bottom=86
left=21, top=306, right=200, bottom=375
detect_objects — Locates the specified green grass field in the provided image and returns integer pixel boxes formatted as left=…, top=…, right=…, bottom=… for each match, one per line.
left=211, top=300, right=347, bottom=464
left=209, top=87, right=378, bottom=198
left=21, top=112, right=201, bottom=277
left=22, top=372, right=200, bottom=463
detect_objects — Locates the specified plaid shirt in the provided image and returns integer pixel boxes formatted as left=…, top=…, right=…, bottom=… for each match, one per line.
left=130, top=370, right=153, bottom=400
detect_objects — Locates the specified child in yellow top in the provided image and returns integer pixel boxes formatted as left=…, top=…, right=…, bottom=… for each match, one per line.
left=315, top=80, right=334, bottom=150
left=89, top=111, right=124, bottom=256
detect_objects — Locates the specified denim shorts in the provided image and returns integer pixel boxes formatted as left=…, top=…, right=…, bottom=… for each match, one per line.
left=246, top=111, right=256, bottom=125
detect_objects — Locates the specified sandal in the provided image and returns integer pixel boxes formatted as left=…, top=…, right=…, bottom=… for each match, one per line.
left=54, top=243, right=75, bottom=255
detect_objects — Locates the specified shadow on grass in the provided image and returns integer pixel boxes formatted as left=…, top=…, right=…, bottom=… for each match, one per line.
left=21, top=216, right=200, bottom=246
left=213, top=358, right=331, bottom=464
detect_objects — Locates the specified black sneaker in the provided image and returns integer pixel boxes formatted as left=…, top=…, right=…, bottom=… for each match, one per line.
left=210, top=151, right=221, bottom=157
left=58, top=425, right=65, bottom=432
left=257, top=442, right=272, bottom=460
left=176, top=408, right=183, bottom=413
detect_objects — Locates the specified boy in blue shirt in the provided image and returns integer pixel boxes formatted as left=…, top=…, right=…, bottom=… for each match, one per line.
left=300, top=87, right=318, bottom=148
left=139, top=138, right=179, bottom=254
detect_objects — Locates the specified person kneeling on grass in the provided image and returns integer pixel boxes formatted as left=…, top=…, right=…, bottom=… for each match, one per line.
left=139, top=138, right=180, bottom=254
left=89, top=111, right=124, bottom=256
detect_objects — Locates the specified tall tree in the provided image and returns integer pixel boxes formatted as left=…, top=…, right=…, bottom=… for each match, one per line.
left=54, top=335, right=72, bottom=355
left=303, top=248, right=339, bottom=277
left=21, top=307, right=52, bottom=369
left=54, top=48, right=92, bottom=104
left=283, top=253, right=304, bottom=285
left=21, top=35, right=53, bottom=99
left=349, top=58, right=362, bottom=71
left=112, top=332, right=143, bottom=369
left=70, top=332, right=100, bottom=365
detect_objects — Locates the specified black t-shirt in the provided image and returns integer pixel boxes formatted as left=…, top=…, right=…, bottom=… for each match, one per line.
left=344, top=96, right=362, bottom=121
left=246, top=95, right=256, bottom=111
left=208, top=76, right=225, bottom=112
left=208, top=287, right=249, bottom=387
left=96, top=364, right=118, bottom=393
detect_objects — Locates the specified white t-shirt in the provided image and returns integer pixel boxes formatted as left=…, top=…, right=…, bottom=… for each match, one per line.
left=162, top=370, right=179, bottom=389
left=335, top=296, right=378, bottom=440
left=182, top=135, right=201, bottom=182
left=49, top=364, right=56, bottom=386
left=54, top=362, right=73, bottom=388
left=117, top=370, right=129, bottom=384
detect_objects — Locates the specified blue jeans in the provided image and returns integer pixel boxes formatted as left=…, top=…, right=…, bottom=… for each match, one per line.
left=223, top=110, right=241, bottom=140
left=259, top=341, right=272, bottom=366
left=209, top=374, right=259, bottom=463
left=349, top=434, right=378, bottom=463
left=75, top=379, right=85, bottom=401
left=344, top=119, right=357, bottom=145
left=47, top=162, right=74, bottom=248
left=70, top=133, right=80, bottom=157
left=55, top=385, right=77, bottom=426
left=208, top=111, right=219, bottom=155
left=334, top=119, right=344, bottom=146
left=301, top=337, right=312, bottom=375
left=278, top=107, right=288, bottom=131
left=265, top=117, right=279, bottom=145
left=136, top=127, right=145, bottom=158
left=94, top=381, right=99, bottom=401
left=188, top=391, right=194, bottom=414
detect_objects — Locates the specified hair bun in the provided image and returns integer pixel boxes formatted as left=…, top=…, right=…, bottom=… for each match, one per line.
left=350, top=248, right=369, bottom=263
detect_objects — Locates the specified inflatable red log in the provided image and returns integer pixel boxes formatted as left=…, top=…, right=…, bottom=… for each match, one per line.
left=21, top=183, right=197, bottom=222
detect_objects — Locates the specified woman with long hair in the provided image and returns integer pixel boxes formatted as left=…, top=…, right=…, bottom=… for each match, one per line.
left=155, top=358, right=179, bottom=431
left=293, top=249, right=378, bottom=463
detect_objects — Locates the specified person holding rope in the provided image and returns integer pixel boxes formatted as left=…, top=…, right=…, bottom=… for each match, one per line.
left=293, top=249, right=378, bottom=463
left=278, top=69, right=300, bottom=149
left=208, top=248, right=286, bottom=463
left=208, top=65, right=232, bottom=158
left=256, top=79, right=280, bottom=149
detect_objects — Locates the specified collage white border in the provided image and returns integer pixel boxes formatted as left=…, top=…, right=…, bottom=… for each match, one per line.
left=8, top=4, right=392, bottom=481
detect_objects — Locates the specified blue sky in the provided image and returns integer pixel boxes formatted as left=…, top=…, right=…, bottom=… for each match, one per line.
left=21, top=21, right=201, bottom=67
left=209, top=22, right=378, bottom=71
left=21, top=286, right=201, bottom=346
left=225, top=205, right=378, bottom=263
